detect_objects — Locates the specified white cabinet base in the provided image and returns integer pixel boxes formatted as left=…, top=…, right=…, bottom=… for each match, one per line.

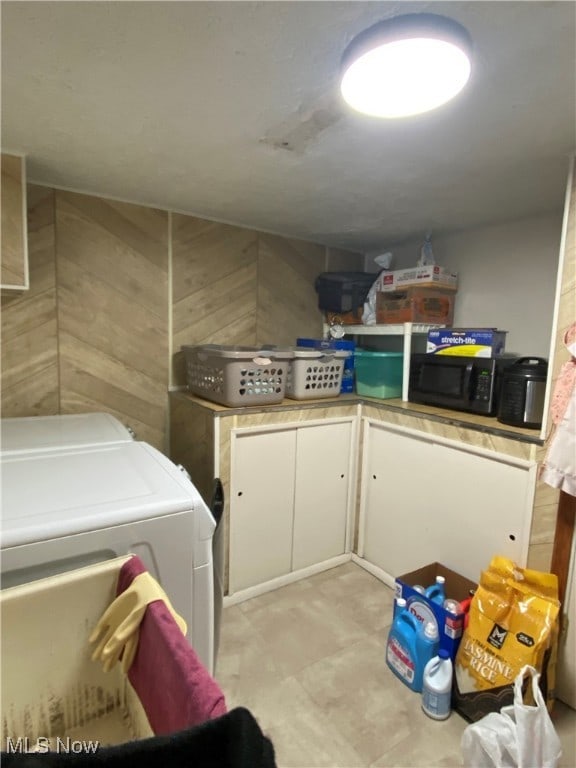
left=224, top=553, right=351, bottom=606
left=228, top=417, right=356, bottom=595
left=350, top=553, right=396, bottom=589
left=229, top=428, right=296, bottom=593
left=359, top=420, right=536, bottom=584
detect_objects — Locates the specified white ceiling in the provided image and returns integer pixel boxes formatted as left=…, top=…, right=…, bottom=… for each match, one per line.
left=2, top=1, right=575, bottom=254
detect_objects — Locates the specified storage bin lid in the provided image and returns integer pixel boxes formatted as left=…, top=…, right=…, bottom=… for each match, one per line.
left=355, top=350, right=403, bottom=358
left=315, top=271, right=376, bottom=286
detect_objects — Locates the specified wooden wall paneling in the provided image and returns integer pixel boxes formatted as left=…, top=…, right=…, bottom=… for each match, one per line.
left=1, top=185, right=58, bottom=415
left=528, top=448, right=562, bottom=571
left=169, top=394, right=216, bottom=506
left=553, top=166, right=576, bottom=363
left=55, top=191, right=169, bottom=450
left=1, top=153, right=28, bottom=289
left=257, top=234, right=325, bottom=345
left=171, top=215, right=258, bottom=387
left=532, top=161, right=576, bottom=570
left=545, top=160, right=575, bottom=588
left=551, top=490, right=576, bottom=615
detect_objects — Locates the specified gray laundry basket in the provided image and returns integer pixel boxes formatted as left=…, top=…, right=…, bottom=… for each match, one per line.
left=182, top=345, right=294, bottom=407
left=284, top=348, right=350, bottom=400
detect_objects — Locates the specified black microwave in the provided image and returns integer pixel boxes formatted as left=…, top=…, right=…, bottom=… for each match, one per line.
left=408, top=354, right=516, bottom=415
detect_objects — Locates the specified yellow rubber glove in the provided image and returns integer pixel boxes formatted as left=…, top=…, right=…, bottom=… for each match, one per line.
left=89, top=571, right=187, bottom=673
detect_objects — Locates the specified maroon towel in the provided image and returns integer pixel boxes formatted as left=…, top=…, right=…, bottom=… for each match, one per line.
left=116, top=555, right=227, bottom=735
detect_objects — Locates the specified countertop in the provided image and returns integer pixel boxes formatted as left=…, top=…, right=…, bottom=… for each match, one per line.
left=170, top=390, right=545, bottom=445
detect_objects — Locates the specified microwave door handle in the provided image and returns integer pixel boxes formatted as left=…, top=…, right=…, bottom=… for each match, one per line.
left=463, top=362, right=474, bottom=401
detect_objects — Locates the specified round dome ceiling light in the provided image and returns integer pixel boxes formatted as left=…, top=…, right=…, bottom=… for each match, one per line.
left=340, top=13, right=473, bottom=118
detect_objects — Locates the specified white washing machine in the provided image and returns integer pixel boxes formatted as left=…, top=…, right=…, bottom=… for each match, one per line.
left=1, top=412, right=135, bottom=454
left=0, top=440, right=216, bottom=674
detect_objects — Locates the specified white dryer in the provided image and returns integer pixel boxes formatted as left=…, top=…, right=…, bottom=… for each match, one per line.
left=0, top=412, right=135, bottom=454
left=0, top=440, right=216, bottom=674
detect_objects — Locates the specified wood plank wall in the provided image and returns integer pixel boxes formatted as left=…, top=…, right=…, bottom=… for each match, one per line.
left=56, top=192, right=169, bottom=449
left=528, top=159, right=575, bottom=571
left=171, top=215, right=258, bottom=387
left=1, top=185, right=58, bottom=415
left=171, top=219, right=358, bottom=386
left=257, top=234, right=326, bottom=346
left=1, top=185, right=362, bottom=450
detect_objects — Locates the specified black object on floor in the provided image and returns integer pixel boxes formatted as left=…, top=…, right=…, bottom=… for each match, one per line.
left=1, top=707, right=277, bottom=768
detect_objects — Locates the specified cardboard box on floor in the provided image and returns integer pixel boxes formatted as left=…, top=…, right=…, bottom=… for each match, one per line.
left=394, top=562, right=477, bottom=661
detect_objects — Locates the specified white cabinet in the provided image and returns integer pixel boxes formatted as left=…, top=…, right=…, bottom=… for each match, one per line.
left=1, top=153, right=29, bottom=292
left=292, top=421, right=352, bottom=571
left=229, top=429, right=296, bottom=591
left=359, top=420, right=536, bottom=583
left=229, top=419, right=355, bottom=593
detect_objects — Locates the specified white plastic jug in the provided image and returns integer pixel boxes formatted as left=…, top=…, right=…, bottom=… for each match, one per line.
left=422, top=649, right=453, bottom=720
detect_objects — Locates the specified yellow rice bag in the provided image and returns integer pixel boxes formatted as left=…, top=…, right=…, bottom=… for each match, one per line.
left=453, top=556, right=559, bottom=722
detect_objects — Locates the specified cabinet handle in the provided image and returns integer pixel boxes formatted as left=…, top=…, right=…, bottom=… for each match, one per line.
left=340, top=473, right=345, bottom=479
left=237, top=491, right=243, bottom=497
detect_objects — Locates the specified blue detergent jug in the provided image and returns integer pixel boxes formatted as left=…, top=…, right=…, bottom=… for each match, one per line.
left=386, top=606, right=441, bottom=693
left=392, top=596, right=407, bottom=620
left=425, top=575, right=446, bottom=606
left=386, top=605, right=426, bottom=692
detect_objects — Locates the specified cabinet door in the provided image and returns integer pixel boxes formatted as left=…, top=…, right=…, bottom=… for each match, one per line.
left=361, top=423, right=534, bottom=582
left=1, top=153, right=28, bottom=290
left=292, top=421, right=352, bottom=571
left=557, top=529, right=576, bottom=708
left=229, top=429, right=296, bottom=592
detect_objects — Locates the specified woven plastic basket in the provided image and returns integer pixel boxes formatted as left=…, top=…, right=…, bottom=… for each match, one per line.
left=182, top=345, right=294, bottom=407
left=285, top=348, right=350, bottom=400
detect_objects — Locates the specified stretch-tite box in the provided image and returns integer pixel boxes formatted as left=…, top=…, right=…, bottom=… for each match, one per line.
left=426, top=328, right=507, bottom=357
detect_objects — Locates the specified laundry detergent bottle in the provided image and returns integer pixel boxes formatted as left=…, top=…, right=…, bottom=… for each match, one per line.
left=393, top=596, right=407, bottom=620
left=386, top=603, right=423, bottom=692
left=425, top=575, right=446, bottom=606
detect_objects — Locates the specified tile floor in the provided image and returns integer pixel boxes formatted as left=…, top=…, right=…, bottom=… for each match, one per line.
left=215, top=561, right=576, bottom=768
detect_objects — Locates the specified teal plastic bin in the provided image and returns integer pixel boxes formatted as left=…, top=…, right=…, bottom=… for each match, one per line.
left=354, top=350, right=403, bottom=399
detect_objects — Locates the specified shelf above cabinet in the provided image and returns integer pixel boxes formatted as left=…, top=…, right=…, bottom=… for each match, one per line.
left=322, top=322, right=445, bottom=401
left=338, top=322, right=444, bottom=336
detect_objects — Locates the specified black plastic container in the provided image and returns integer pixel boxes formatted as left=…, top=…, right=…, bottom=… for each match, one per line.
left=314, top=272, right=376, bottom=313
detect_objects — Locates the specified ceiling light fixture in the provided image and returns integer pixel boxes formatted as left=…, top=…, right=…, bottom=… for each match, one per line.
left=340, top=13, right=472, bottom=118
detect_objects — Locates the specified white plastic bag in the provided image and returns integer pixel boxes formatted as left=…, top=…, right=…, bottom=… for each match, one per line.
left=361, top=255, right=392, bottom=325
left=361, top=276, right=380, bottom=325
left=461, top=665, right=562, bottom=768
